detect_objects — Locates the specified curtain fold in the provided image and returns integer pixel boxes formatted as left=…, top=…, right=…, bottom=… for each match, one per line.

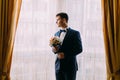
left=101, top=0, right=120, bottom=80
left=0, top=0, right=22, bottom=80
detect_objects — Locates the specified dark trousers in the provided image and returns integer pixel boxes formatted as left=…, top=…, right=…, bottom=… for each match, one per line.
left=55, top=70, right=77, bottom=80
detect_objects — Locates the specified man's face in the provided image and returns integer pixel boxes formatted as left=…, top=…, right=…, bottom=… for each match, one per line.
left=56, top=16, right=65, bottom=27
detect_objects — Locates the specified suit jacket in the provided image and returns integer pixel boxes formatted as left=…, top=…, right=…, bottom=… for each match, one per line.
left=54, top=27, right=83, bottom=72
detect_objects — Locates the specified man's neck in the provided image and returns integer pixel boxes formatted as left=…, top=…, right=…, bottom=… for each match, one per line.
left=60, top=26, right=69, bottom=31
left=61, top=26, right=67, bottom=29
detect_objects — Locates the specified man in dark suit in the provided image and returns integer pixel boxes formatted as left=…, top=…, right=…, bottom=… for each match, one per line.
left=52, top=12, right=83, bottom=80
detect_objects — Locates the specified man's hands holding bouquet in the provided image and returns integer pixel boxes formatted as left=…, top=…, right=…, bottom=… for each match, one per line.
left=49, top=36, right=61, bottom=53
left=49, top=36, right=64, bottom=59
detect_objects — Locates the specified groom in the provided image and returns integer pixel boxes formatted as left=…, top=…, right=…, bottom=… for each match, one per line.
left=52, top=12, right=83, bottom=80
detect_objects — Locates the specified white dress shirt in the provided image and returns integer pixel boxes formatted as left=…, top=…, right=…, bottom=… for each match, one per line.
left=59, top=27, right=68, bottom=44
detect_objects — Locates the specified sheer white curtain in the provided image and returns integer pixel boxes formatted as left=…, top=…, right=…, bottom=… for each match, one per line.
left=11, top=0, right=58, bottom=80
left=11, top=0, right=106, bottom=80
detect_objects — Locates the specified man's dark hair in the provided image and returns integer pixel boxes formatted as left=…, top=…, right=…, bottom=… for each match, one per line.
left=56, top=12, right=69, bottom=23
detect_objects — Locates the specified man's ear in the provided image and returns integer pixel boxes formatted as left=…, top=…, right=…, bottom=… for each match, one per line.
left=63, top=18, right=67, bottom=23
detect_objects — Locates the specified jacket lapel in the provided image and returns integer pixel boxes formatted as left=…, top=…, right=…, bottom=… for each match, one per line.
left=55, top=31, right=61, bottom=37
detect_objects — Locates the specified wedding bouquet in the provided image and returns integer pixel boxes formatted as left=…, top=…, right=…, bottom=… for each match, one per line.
left=49, top=36, right=61, bottom=47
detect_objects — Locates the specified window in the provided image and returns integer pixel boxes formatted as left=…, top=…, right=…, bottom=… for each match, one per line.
left=11, top=0, right=106, bottom=80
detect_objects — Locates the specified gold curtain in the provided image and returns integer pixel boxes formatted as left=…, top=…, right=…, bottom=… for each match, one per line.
left=0, top=0, right=22, bottom=80
left=101, top=0, right=120, bottom=80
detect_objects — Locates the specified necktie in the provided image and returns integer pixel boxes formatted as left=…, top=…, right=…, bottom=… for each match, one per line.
left=60, top=30, right=66, bottom=33
left=59, top=30, right=66, bottom=37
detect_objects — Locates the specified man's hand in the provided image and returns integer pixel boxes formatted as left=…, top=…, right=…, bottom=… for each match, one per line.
left=52, top=46, right=59, bottom=53
left=57, top=52, right=64, bottom=59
